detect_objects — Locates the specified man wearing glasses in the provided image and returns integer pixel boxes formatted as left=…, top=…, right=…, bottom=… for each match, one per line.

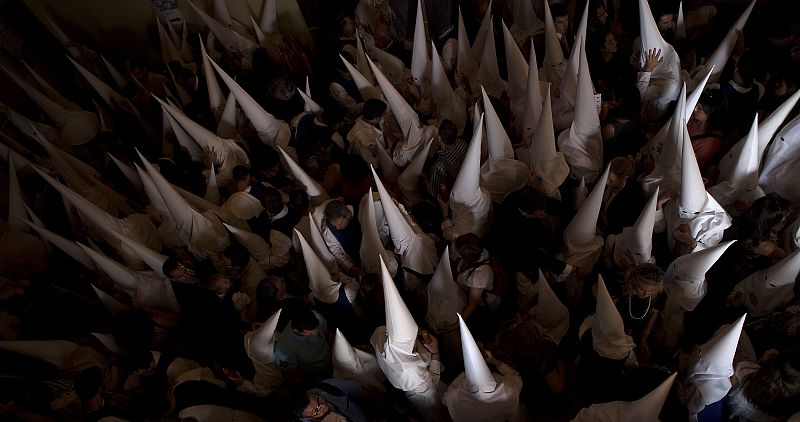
left=293, top=379, right=367, bottom=421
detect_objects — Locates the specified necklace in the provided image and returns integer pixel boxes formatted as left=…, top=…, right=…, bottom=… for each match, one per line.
left=628, top=294, right=651, bottom=320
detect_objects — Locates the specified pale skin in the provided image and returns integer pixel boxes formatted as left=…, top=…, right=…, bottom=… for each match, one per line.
left=642, top=48, right=663, bottom=72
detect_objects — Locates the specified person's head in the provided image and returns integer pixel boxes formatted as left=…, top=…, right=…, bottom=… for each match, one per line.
left=293, top=391, right=331, bottom=420
left=594, top=2, right=609, bottom=25
left=336, top=14, right=357, bottom=38
left=232, top=165, right=251, bottom=192
left=741, top=347, right=800, bottom=418
left=163, top=258, right=198, bottom=283
left=455, top=233, right=483, bottom=263
left=654, top=6, right=675, bottom=34
left=290, top=305, right=320, bottom=335
left=624, top=263, right=664, bottom=299
left=288, top=189, right=310, bottom=213
left=176, top=68, right=197, bottom=91
left=221, top=242, right=251, bottom=277
left=608, top=157, right=634, bottom=191
left=129, top=59, right=150, bottom=82
left=268, top=76, right=295, bottom=101
left=362, top=99, right=387, bottom=123
left=693, top=89, right=727, bottom=131
left=438, top=119, right=458, bottom=146
left=324, top=200, right=353, bottom=230
left=517, top=188, right=548, bottom=218
left=739, top=193, right=791, bottom=243
left=206, top=273, right=233, bottom=297
left=601, top=31, right=617, bottom=54
left=551, top=3, right=569, bottom=34
left=261, top=186, right=285, bottom=217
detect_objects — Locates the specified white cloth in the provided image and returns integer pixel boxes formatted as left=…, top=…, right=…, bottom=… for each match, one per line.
left=635, top=48, right=682, bottom=123
left=218, top=192, right=264, bottom=230
left=443, top=362, right=523, bottom=422
left=665, top=195, right=731, bottom=253
left=347, top=118, right=386, bottom=167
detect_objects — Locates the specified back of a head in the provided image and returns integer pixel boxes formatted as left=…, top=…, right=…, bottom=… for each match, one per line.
left=232, top=165, right=250, bottom=183
left=438, top=119, right=458, bottom=145
left=288, top=189, right=310, bottom=212
left=518, top=188, right=548, bottom=214
left=456, top=233, right=483, bottom=261
left=610, top=156, right=635, bottom=178
left=291, top=305, right=320, bottom=332
left=261, top=186, right=285, bottom=215
left=362, top=99, right=387, bottom=120
left=550, top=2, right=568, bottom=18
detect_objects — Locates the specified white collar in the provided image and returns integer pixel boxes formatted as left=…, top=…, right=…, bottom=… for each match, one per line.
left=271, top=206, right=288, bottom=221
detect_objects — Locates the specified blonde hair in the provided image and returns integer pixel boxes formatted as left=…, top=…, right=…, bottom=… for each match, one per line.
left=623, top=263, right=663, bottom=295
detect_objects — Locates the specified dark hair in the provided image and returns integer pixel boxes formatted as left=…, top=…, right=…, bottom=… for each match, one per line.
left=698, top=89, right=727, bottom=132
left=455, top=233, right=483, bottom=261
left=613, top=85, right=642, bottom=120
left=736, top=51, right=756, bottom=84
left=738, top=193, right=791, bottom=243
left=162, top=258, right=181, bottom=277
left=291, top=306, right=320, bottom=332
left=232, top=165, right=250, bottom=182
left=362, top=99, right=388, bottom=120
left=325, top=199, right=352, bottom=221
left=290, top=392, right=313, bottom=418
left=517, top=188, right=548, bottom=214
left=224, top=242, right=252, bottom=268
left=112, top=309, right=155, bottom=352
left=438, top=119, right=458, bottom=145
left=261, top=186, right=285, bottom=215
left=741, top=347, right=800, bottom=417
left=550, top=2, right=568, bottom=18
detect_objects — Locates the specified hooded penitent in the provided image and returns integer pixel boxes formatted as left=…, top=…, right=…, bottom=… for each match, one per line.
left=552, top=0, right=589, bottom=132
left=542, top=1, right=566, bottom=88
left=687, top=314, right=747, bottom=414
left=360, top=189, right=398, bottom=277
left=425, top=246, right=466, bottom=333
left=295, top=229, right=354, bottom=305
left=298, top=76, right=323, bottom=115
left=224, top=223, right=271, bottom=269
left=732, top=248, right=800, bottom=317
left=410, top=0, right=430, bottom=90
left=521, top=40, right=544, bottom=145
left=397, top=138, right=433, bottom=204
left=19, top=61, right=80, bottom=110
left=199, top=36, right=225, bottom=121
left=531, top=270, right=569, bottom=344
left=340, top=53, right=381, bottom=101
left=695, top=0, right=756, bottom=84
left=476, top=20, right=505, bottom=99
left=709, top=115, right=764, bottom=207
left=557, top=46, right=603, bottom=183
left=277, top=146, right=328, bottom=206
left=207, top=54, right=291, bottom=148
left=638, top=0, right=681, bottom=84
left=450, top=114, right=492, bottom=238
left=592, top=275, right=635, bottom=360
left=370, top=165, right=438, bottom=275
left=614, top=187, right=660, bottom=268
left=676, top=2, right=687, bottom=40
left=456, top=7, right=478, bottom=93
left=479, top=87, right=529, bottom=203
left=2, top=65, right=97, bottom=146
left=509, top=0, right=544, bottom=46
left=529, top=84, right=570, bottom=199
left=332, top=328, right=385, bottom=392
left=217, top=91, right=238, bottom=139
left=572, top=373, right=677, bottom=421
left=244, top=309, right=284, bottom=393
left=431, top=41, right=466, bottom=134
left=563, top=165, right=610, bottom=262
left=501, top=19, right=530, bottom=138
left=664, top=240, right=736, bottom=311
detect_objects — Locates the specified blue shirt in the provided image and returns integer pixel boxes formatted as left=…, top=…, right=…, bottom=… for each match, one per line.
left=274, top=311, right=331, bottom=373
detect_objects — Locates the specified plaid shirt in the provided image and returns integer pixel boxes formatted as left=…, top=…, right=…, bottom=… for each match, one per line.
left=426, top=138, right=468, bottom=198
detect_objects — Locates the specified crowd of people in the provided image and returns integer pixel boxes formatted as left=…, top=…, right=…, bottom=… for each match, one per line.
left=0, top=0, right=799, bottom=420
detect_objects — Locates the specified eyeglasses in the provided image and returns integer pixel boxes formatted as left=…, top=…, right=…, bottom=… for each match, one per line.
left=309, top=394, right=326, bottom=418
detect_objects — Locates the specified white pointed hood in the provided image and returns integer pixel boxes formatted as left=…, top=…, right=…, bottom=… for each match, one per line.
left=20, top=61, right=81, bottom=111
left=638, top=0, right=669, bottom=65
left=559, top=46, right=602, bottom=181
left=277, top=146, right=328, bottom=202
left=456, top=7, right=478, bottom=90
left=451, top=115, right=493, bottom=237
left=374, top=140, right=400, bottom=185
left=556, top=0, right=589, bottom=110
left=295, top=229, right=341, bottom=304
left=306, top=211, right=338, bottom=272
left=573, top=372, right=676, bottom=421
left=533, top=270, right=569, bottom=344
left=679, top=115, right=708, bottom=218
left=733, top=249, right=800, bottom=317
left=224, top=223, right=269, bottom=263
left=213, top=0, right=233, bottom=26
left=530, top=84, right=569, bottom=198
left=217, top=91, right=238, bottom=139
left=365, top=54, right=421, bottom=144
left=543, top=2, right=566, bottom=85
left=92, top=285, right=130, bottom=315
left=370, top=47, right=407, bottom=91
left=477, top=20, right=504, bottom=99
left=676, top=2, right=687, bottom=40
left=199, top=36, right=225, bottom=120
left=260, top=0, right=278, bottom=34
left=592, top=275, right=635, bottom=359
left=24, top=219, right=95, bottom=270
left=426, top=246, right=465, bottom=332
left=502, top=19, right=529, bottom=123
left=135, top=164, right=169, bottom=219
left=298, top=76, right=323, bottom=114
left=574, top=176, right=588, bottom=210
left=207, top=54, right=290, bottom=147
left=398, top=138, right=433, bottom=203
left=360, top=189, right=397, bottom=276
left=710, top=115, right=764, bottom=206
left=156, top=15, right=183, bottom=65
left=250, top=13, right=267, bottom=44
left=431, top=41, right=466, bottom=133
left=185, top=0, right=258, bottom=56
left=564, top=165, right=610, bottom=256
left=246, top=309, right=282, bottom=364
left=340, top=53, right=380, bottom=101
left=205, top=164, right=221, bottom=206
left=93, top=100, right=112, bottom=133
left=137, top=149, right=229, bottom=257
left=381, top=256, right=418, bottom=353
left=108, top=154, right=142, bottom=191
left=76, top=242, right=139, bottom=293
left=163, top=110, right=203, bottom=162
left=647, top=83, right=690, bottom=193
left=371, top=166, right=437, bottom=274
left=481, top=86, right=515, bottom=161
left=67, top=56, right=128, bottom=110
left=410, top=0, right=430, bottom=87
left=664, top=240, right=735, bottom=311
left=510, top=0, right=544, bottom=44
left=458, top=313, right=497, bottom=393
left=91, top=332, right=123, bottom=354
left=155, top=96, right=219, bottom=151
left=733, top=89, right=800, bottom=184
left=332, top=328, right=384, bottom=391
left=114, top=232, right=168, bottom=276
left=702, top=0, right=756, bottom=84
left=355, top=34, right=374, bottom=86
left=522, top=40, right=544, bottom=143
left=471, top=0, right=493, bottom=59
left=2, top=65, right=98, bottom=146
left=688, top=314, right=747, bottom=413
left=615, top=187, right=660, bottom=268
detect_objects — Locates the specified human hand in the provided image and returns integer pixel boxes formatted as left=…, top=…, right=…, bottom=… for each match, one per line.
left=203, top=146, right=217, bottom=169
left=755, top=240, right=776, bottom=257
left=642, top=48, right=663, bottom=72
left=419, top=329, right=439, bottom=354
left=657, top=191, right=678, bottom=209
